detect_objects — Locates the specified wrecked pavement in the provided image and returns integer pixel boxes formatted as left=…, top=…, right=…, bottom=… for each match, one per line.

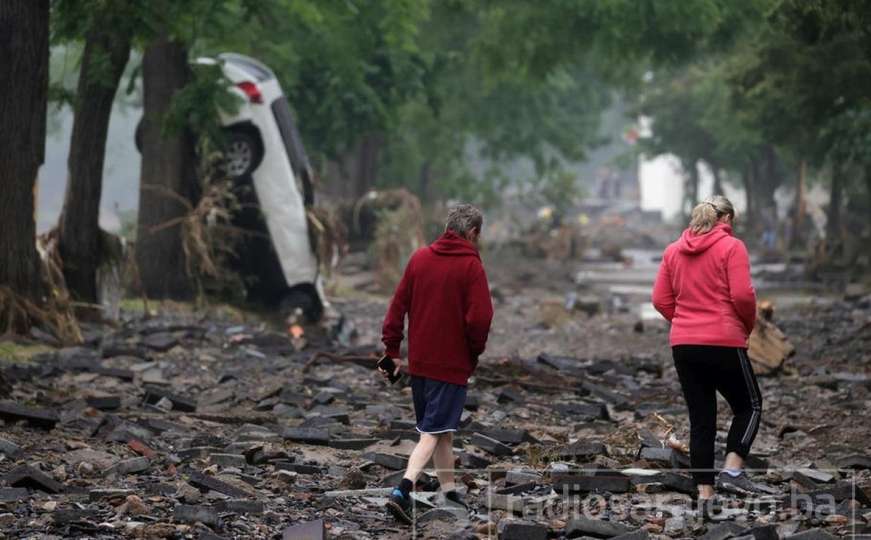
left=1, top=260, right=870, bottom=539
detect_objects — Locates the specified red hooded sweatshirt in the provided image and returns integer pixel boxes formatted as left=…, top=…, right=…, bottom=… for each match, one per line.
left=382, top=231, right=494, bottom=386
left=652, top=223, right=756, bottom=348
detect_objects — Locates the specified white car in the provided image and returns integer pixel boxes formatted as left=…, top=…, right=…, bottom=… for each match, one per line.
left=136, top=53, right=324, bottom=320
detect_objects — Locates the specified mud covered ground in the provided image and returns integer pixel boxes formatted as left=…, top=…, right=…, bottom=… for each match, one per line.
left=0, top=248, right=869, bottom=539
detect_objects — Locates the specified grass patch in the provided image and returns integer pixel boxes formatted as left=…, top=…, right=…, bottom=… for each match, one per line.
left=0, top=341, right=54, bottom=363
left=120, top=296, right=254, bottom=324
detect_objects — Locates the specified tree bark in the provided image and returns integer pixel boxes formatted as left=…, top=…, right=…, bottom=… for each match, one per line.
left=827, top=162, right=844, bottom=253
left=711, top=164, right=723, bottom=195
left=742, top=161, right=755, bottom=231
left=790, top=160, right=806, bottom=249
left=353, top=133, right=383, bottom=198
left=759, top=144, right=780, bottom=213
left=135, top=37, right=197, bottom=300
left=683, top=158, right=699, bottom=215
left=58, top=25, right=131, bottom=305
left=866, top=165, right=871, bottom=233
left=0, top=0, right=49, bottom=315
left=418, top=160, right=432, bottom=200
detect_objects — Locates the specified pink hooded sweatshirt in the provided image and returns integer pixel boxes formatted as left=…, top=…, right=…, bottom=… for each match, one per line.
left=652, top=223, right=756, bottom=348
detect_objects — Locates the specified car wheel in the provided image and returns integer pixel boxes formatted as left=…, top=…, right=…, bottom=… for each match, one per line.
left=279, top=284, right=323, bottom=323
left=223, top=130, right=262, bottom=178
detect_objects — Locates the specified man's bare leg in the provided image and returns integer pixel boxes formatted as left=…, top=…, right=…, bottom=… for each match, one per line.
left=432, top=432, right=456, bottom=492
left=403, top=433, right=439, bottom=484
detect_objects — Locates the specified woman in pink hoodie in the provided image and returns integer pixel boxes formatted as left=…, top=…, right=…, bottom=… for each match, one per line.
left=652, top=195, right=762, bottom=501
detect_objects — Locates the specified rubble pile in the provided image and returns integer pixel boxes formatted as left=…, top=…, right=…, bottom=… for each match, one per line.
left=0, top=290, right=869, bottom=538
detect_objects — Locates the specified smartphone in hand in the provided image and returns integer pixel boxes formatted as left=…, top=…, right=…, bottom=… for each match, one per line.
left=377, top=355, right=401, bottom=384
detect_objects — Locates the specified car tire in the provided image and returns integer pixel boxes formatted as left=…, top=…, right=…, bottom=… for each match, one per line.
left=279, top=284, right=323, bottom=323
left=223, top=129, right=263, bottom=178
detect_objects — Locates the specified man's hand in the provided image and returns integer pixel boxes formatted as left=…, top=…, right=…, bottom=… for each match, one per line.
left=378, top=357, right=402, bottom=381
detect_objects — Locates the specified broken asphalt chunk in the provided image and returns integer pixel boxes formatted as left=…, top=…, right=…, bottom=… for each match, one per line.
left=0, top=437, right=22, bottom=458
left=565, top=517, right=634, bottom=538
left=473, top=426, right=535, bottom=445
left=0, top=401, right=58, bottom=429
left=328, top=438, right=378, bottom=450
left=0, top=487, right=28, bottom=502
left=109, top=457, right=151, bottom=475
left=141, top=332, right=179, bottom=352
left=210, top=454, right=247, bottom=468
left=85, top=395, right=121, bottom=410
left=2, top=465, right=64, bottom=493
left=188, top=471, right=251, bottom=498
left=52, top=508, right=100, bottom=525
left=89, top=488, right=134, bottom=502
left=361, top=452, right=408, bottom=470
left=500, top=520, right=548, bottom=540
left=700, top=522, right=749, bottom=540
left=91, top=365, right=134, bottom=381
left=142, top=386, right=197, bottom=412
left=558, top=441, right=607, bottom=460
left=837, top=454, right=871, bottom=470
left=744, top=524, right=779, bottom=540
left=214, top=499, right=264, bottom=514
left=581, top=381, right=630, bottom=409
left=457, top=451, right=491, bottom=469
left=173, top=504, right=221, bottom=528
left=283, top=427, right=330, bottom=445
left=282, top=519, right=325, bottom=540
left=470, top=433, right=513, bottom=457
left=785, top=529, right=838, bottom=540
left=554, top=401, right=610, bottom=421
left=553, top=472, right=631, bottom=494
left=613, top=531, right=649, bottom=540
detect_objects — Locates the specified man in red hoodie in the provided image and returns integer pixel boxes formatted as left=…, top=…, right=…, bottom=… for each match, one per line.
left=380, top=203, right=494, bottom=524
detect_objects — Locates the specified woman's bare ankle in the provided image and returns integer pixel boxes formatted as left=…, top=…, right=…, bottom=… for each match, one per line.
left=698, top=484, right=716, bottom=499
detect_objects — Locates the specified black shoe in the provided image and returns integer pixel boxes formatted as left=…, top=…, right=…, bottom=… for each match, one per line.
left=716, top=471, right=762, bottom=495
left=386, top=488, right=413, bottom=525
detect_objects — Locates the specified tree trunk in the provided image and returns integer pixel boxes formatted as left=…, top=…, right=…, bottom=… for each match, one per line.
left=759, top=144, right=780, bottom=214
left=790, top=160, right=806, bottom=249
left=827, top=162, right=844, bottom=253
left=742, top=161, right=755, bottom=231
left=58, top=26, right=131, bottom=305
left=353, top=133, right=383, bottom=198
left=683, top=159, right=699, bottom=215
left=0, top=0, right=49, bottom=323
left=711, top=164, right=723, bottom=195
left=135, top=37, right=197, bottom=300
left=866, top=165, right=871, bottom=233
left=418, top=160, right=432, bottom=200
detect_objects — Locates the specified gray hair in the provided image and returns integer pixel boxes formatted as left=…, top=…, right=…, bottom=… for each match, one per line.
left=689, top=195, right=735, bottom=234
left=445, top=203, right=483, bottom=236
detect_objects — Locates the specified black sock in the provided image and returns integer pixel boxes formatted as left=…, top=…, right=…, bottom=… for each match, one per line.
left=445, top=490, right=462, bottom=503
left=397, top=478, right=413, bottom=497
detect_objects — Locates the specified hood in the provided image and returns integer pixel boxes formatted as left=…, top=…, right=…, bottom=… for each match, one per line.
left=677, top=222, right=733, bottom=255
left=429, top=231, right=480, bottom=258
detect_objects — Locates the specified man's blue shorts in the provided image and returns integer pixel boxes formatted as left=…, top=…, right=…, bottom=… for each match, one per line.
left=410, top=375, right=467, bottom=434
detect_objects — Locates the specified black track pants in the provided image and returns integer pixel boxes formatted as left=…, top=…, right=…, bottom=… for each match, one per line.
left=672, top=345, right=763, bottom=486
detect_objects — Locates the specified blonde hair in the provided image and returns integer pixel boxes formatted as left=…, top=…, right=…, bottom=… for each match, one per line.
left=689, top=195, right=735, bottom=234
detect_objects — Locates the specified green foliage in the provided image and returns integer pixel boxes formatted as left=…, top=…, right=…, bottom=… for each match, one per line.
left=163, top=62, right=242, bottom=148
left=205, top=0, right=431, bottom=159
